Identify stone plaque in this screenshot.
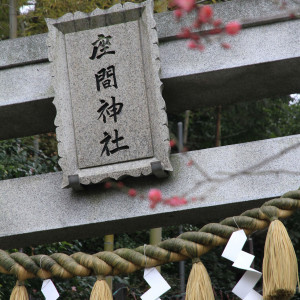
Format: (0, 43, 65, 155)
(47, 1, 172, 187)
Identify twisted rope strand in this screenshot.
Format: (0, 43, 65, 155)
(1, 189, 299, 280)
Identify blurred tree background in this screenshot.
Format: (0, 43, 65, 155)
(0, 0, 300, 299)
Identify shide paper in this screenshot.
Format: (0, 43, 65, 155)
(141, 267, 171, 300)
(41, 279, 59, 300)
(222, 230, 262, 300)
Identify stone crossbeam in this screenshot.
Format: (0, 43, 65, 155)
(1, 135, 299, 249)
(0, 0, 300, 139)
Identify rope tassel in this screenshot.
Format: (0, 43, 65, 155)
(263, 219, 299, 300)
(185, 258, 215, 300)
(90, 276, 113, 300)
(0, 189, 298, 294)
(10, 281, 29, 300)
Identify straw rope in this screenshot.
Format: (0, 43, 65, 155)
(0, 189, 299, 281)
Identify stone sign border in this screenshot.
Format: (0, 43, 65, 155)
(46, 0, 172, 188)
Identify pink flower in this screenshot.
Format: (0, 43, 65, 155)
(169, 139, 176, 147)
(148, 189, 162, 209)
(190, 33, 200, 41)
(164, 196, 187, 207)
(128, 188, 137, 197)
(213, 19, 222, 27)
(188, 40, 198, 49)
(198, 5, 213, 23)
(174, 9, 183, 19)
(225, 21, 241, 35)
(174, 0, 195, 12)
(149, 189, 162, 202)
(177, 28, 191, 39)
(71, 286, 77, 292)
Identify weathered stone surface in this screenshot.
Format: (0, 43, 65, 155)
(0, 34, 48, 69)
(0, 62, 52, 106)
(160, 18, 300, 111)
(65, 23, 153, 168)
(0, 0, 297, 69)
(47, 1, 172, 187)
(0, 135, 299, 249)
(155, 0, 300, 40)
(0, 62, 55, 139)
(0, 0, 300, 139)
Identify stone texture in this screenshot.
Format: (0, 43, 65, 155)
(159, 18, 300, 111)
(65, 23, 153, 168)
(0, 135, 299, 249)
(46, 0, 172, 187)
(0, 33, 48, 69)
(155, 0, 300, 40)
(0, 0, 297, 69)
(0, 0, 300, 138)
(0, 62, 55, 139)
(160, 20, 300, 79)
(0, 62, 52, 106)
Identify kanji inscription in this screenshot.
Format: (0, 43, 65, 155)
(47, 1, 172, 187)
(65, 23, 154, 168)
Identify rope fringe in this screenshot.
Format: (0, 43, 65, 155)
(186, 259, 215, 300)
(263, 220, 299, 300)
(10, 281, 29, 300)
(0, 189, 298, 283)
(90, 278, 113, 300)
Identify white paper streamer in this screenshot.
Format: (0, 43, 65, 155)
(232, 270, 262, 299)
(41, 279, 60, 300)
(222, 230, 262, 300)
(141, 267, 171, 300)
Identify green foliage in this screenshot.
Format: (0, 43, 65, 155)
(169, 96, 300, 151)
(0, 134, 60, 298)
(0, 0, 169, 40)
(0, 135, 59, 180)
(0, 0, 29, 40)
(18, 0, 168, 37)
(0, 0, 10, 39)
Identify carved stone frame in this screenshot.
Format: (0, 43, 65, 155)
(46, 0, 172, 188)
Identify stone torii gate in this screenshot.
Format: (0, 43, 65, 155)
(0, 0, 300, 253)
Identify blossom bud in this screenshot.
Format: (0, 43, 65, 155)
(198, 5, 213, 23)
(225, 21, 241, 35)
(174, 9, 183, 19)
